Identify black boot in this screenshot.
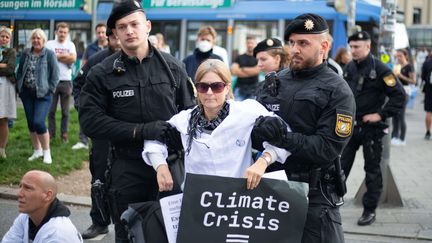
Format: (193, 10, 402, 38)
(357, 210, 376, 226)
(81, 224, 109, 239)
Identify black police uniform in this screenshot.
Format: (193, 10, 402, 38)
(341, 51, 405, 218)
(254, 13, 356, 243)
(422, 56, 432, 113)
(79, 45, 195, 241)
(73, 47, 117, 229)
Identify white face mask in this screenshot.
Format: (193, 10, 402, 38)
(196, 40, 212, 53)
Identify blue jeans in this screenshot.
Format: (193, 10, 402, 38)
(20, 87, 52, 134)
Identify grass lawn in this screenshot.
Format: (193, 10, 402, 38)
(0, 108, 89, 184)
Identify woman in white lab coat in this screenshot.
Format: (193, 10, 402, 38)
(142, 59, 290, 191)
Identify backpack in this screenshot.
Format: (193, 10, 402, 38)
(121, 201, 169, 243)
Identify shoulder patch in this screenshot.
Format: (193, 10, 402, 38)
(383, 74, 396, 87)
(335, 114, 353, 137)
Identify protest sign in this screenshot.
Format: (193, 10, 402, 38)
(177, 174, 308, 243)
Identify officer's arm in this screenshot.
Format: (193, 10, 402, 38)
(421, 61, 430, 81)
(283, 85, 356, 167)
(175, 65, 196, 110)
(378, 70, 406, 120)
(72, 63, 91, 110)
(79, 67, 140, 143)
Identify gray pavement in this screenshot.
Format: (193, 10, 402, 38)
(1, 93, 432, 242)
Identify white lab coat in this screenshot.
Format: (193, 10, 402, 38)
(142, 99, 290, 179)
(1, 213, 83, 243)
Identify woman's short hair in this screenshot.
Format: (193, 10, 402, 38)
(29, 28, 47, 44)
(0, 26, 12, 37)
(194, 59, 234, 100)
(268, 48, 289, 70)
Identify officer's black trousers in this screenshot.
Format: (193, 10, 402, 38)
(301, 184, 345, 243)
(89, 139, 111, 226)
(108, 157, 158, 243)
(341, 125, 384, 212)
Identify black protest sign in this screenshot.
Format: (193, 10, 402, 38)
(177, 174, 308, 243)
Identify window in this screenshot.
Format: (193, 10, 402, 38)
(186, 21, 227, 56)
(232, 21, 278, 61)
(413, 8, 421, 24)
(14, 21, 50, 52)
(151, 20, 181, 58)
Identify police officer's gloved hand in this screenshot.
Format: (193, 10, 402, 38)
(264, 71, 280, 97)
(164, 126, 183, 151)
(252, 116, 287, 147)
(141, 121, 172, 142)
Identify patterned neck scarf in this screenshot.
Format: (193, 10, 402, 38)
(186, 101, 230, 154)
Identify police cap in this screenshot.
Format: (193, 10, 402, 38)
(253, 38, 283, 57)
(347, 31, 371, 43)
(107, 0, 145, 29)
(284, 13, 329, 41)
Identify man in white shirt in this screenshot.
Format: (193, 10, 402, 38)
(213, 45, 229, 67)
(2, 170, 83, 243)
(46, 22, 77, 143)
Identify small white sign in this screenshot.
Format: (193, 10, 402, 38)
(160, 193, 184, 243)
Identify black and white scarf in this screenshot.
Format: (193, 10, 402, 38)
(186, 102, 230, 154)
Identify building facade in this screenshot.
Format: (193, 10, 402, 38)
(397, 0, 432, 49)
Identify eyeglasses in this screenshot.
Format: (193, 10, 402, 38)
(195, 82, 226, 93)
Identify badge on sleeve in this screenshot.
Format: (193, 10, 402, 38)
(335, 113, 353, 137)
(383, 74, 396, 87)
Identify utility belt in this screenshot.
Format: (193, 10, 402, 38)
(287, 168, 335, 187)
(288, 156, 347, 199)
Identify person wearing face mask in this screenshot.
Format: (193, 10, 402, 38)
(183, 26, 223, 81)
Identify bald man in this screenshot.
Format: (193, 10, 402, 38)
(2, 170, 83, 243)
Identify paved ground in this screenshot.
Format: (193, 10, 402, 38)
(1, 92, 432, 242)
(341, 92, 432, 242)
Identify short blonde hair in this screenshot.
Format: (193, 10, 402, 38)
(0, 26, 12, 37)
(29, 28, 47, 44)
(197, 26, 217, 39)
(194, 59, 234, 101)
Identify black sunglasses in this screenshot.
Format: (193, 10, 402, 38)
(195, 82, 226, 93)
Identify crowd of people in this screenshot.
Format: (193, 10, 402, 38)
(2, 0, 432, 242)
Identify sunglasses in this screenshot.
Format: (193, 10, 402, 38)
(195, 82, 226, 93)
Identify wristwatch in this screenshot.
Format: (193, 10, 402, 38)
(260, 153, 272, 166)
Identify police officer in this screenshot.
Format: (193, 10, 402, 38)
(253, 13, 356, 243)
(78, 1, 195, 242)
(73, 28, 121, 239)
(253, 37, 288, 75)
(341, 31, 405, 226)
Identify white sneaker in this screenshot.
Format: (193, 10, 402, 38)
(72, 142, 88, 150)
(391, 138, 400, 146)
(399, 140, 406, 146)
(43, 150, 52, 164)
(28, 150, 43, 161)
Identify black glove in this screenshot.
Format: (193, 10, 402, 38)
(264, 71, 280, 97)
(252, 116, 287, 147)
(141, 121, 172, 142)
(164, 126, 183, 152)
